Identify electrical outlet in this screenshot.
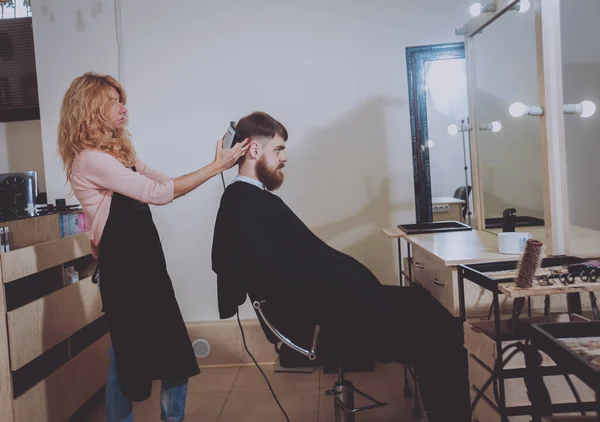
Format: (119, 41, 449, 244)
(433, 205, 450, 213)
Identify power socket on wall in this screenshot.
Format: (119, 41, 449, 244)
(432, 204, 450, 213)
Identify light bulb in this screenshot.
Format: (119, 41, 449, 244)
(447, 124, 459, 136)
(518, 0, 531, 13)
(470, 3, 483, 17)
(564, 101, 597, 118)
(509, 102, 527, 118)
(581, 100, 597, 118)
(479, 121, 503, 132)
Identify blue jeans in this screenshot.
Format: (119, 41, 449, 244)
(97, 270, 189, 421)
(105, 341, 189, 422)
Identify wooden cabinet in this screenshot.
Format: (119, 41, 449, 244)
(464, 319, 595, 419)
(0, 213, 108, 422)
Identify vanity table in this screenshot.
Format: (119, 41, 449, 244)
(382, 226, 519, 317)
(393, 1, 600, 419)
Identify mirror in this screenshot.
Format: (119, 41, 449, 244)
(560, 0, 600, 254)
(472, 1, 545, 232)
(425, 58, 472, 225)
(406, 43, 473, 226)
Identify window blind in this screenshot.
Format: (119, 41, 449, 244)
(0, 17, 40, 123)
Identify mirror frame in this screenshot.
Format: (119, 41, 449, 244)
(406, 42, 466, 224)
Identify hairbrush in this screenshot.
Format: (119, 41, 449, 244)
(515, 239, 545, 288)
(509, 239, 545, 331)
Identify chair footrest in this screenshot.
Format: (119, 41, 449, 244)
(325, 382, 388, 414)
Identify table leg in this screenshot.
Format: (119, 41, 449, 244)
(567, 292, 583, 316)
(590, 292, 599, 320)
(493, 292, 507, 421)
(458, 267, 466, 321)
(398, 238, 414, 399)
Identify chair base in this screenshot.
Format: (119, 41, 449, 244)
(325, 364, 388, 422)
(332, 380, 356, 422)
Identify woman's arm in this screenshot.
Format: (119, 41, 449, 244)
(136, 158, 172, 184)
(81, 151, 174, 205)
(80, 139, 249, 204)
(171, 138, 249, 200)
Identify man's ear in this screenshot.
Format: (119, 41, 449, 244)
(248, 140, 261, 159)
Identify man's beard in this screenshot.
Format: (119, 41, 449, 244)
(256, 157, 284, 191)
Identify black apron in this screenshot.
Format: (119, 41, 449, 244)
(96, 169, 200, 402)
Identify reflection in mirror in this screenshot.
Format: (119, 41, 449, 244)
(560, 0, 600, 253)
(473, 2, 545, 230)
(425, 58, 473, 225)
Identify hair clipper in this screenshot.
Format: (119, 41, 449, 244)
(222, 121, 241, 149)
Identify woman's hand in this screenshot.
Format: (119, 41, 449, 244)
(214, 138, 250, 171)
(172, 138, 250, 200)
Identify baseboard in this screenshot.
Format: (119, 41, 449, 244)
(186, 319, 279, 368)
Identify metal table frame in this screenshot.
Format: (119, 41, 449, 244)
(395, 237, 423, 418)
(528, 321, 600, 416)
(457, 257, 599, 421)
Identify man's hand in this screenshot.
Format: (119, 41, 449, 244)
(214, 138, 249, 171)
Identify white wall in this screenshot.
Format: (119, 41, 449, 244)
(0, 120, 46, 193)
(31, 0, 119, 205)
(32, 0, 474, 321)
(561, 0, 600, 231)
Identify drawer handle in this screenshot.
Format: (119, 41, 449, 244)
(433, 278, 446, 287)
(415, 262, 425, 269)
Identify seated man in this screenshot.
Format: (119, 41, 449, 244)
(211, 111, 469, 421)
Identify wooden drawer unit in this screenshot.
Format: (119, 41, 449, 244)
(7, 276, 103, 370)
(1, 234, 91, 284)
(410, 245, 508, 317)
(0, 215, 107, 422)
(411, 245, 457, 316)
(12, 334, 110, 422)
(465, 320, 596, 419)
(470, 386, 501, 422)
(410, 245, 429, 285)
(464, 320, 558, 371)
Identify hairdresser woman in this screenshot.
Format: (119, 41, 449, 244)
(58, 72, 248, 422)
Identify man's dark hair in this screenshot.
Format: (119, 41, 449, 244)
(234, 111, 288, 142)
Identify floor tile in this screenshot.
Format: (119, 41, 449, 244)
(133, 391, 228, 422)
(188, 367, 241, 393)
(218, 390, 318, 422)
(232, 364, 320, 395)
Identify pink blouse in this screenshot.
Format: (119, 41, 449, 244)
(70, 149, 174, 258)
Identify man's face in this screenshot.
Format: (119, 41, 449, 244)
(255, 135, 287, 191)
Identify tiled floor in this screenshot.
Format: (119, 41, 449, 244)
(81, 362, 418, 421)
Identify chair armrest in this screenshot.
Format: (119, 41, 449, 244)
(253, 300, 320, 361)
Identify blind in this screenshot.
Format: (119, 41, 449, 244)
(0, 17, 40, 123)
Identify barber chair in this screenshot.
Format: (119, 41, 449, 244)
(253, 300, 388, 422)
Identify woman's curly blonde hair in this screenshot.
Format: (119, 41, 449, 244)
(58, 72, 136, 181)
